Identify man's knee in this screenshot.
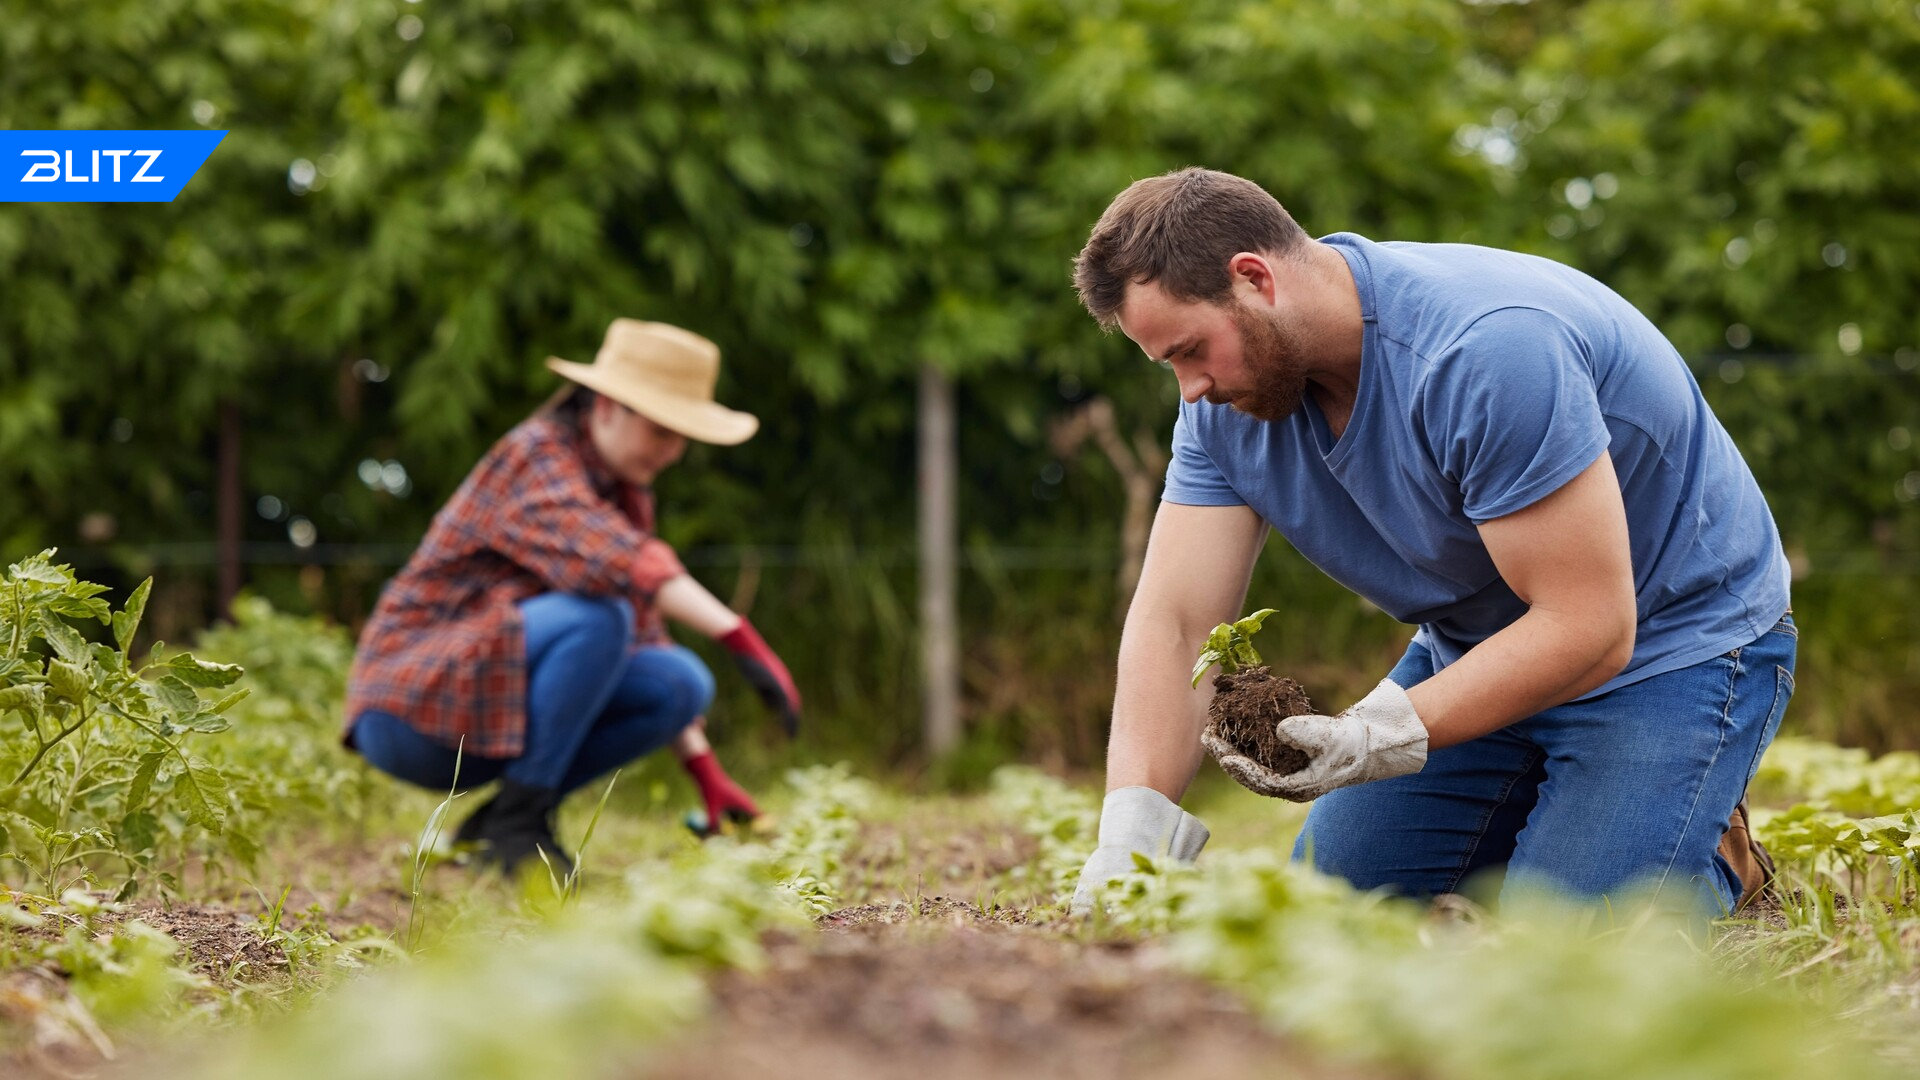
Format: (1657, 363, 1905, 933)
(1290, 773, 1527, 899)
(1292, 788, 1425, 894)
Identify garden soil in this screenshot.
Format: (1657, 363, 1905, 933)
(1205, 667, 1316, 776)
(643, 896, 1381, 1080)
(5, 805, 1390, 1080)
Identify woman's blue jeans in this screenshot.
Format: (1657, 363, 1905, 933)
(351, 593, 714, 794)
(1293, 615, 1797, 915)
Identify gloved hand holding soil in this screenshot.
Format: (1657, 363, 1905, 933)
(1199, 667, 1315, 780)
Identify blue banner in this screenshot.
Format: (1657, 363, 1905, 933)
(0, 130, 228, 203)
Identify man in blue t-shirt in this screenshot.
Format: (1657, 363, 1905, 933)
(1067, 168, 1793, 917)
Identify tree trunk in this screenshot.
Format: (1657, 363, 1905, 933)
(216, 399, 243, 620)
(918, 364, 961, 758)
(1047, 397, 1169, 622)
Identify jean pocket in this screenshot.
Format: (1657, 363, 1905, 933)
(1741, 665, 1796, 788)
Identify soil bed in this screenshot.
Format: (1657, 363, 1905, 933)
(1205, 667, 1315, 776)
(643, 898, 1382, 1080)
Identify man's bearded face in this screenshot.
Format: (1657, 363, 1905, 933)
(1219, 302, 1309, 423)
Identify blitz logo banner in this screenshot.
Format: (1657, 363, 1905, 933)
(0, 131, 228, 203)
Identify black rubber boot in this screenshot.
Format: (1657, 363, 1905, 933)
(452, 790, 499, 846)
(471, 779, 572, 877)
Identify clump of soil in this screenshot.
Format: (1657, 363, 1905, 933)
(1204, 667, 1314, 775)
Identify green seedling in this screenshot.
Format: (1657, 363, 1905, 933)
(1, 551, 252, 899)
(541, 768, 621, 905)
(404, 741, 463, 953)
(1190, 608, 1279, 687)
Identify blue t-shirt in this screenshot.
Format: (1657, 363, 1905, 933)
(1163, 233, 1790, 696)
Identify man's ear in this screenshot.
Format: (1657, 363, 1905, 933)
(1228, 251, 1278, 304)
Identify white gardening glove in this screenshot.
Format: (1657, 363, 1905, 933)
(1205, 678, 1428, 803)
(1068, 786, 1210, 914)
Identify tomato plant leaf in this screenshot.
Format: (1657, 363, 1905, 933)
(175, 759, 229, 833)
(127, 750, 166, 810)
(47, 659, 89, 705)
(206, 687, 251, 715)
(44, 594, 112, 624)
(34, 614, 90, 663)
(153, 674, 201, 719)
(7, 553, 70, 586)
(0, 683, 45, 718)
(161, 654, 244, 689)
(180, 712, 232, 734)
(117, 810, 158, 854)
(224, 826, 261, 867)
(113, 578, 153, 653)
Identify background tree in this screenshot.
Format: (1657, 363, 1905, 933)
(2, 0, 1915, 760)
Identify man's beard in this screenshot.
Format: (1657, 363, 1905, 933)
(1215, 304, 1309, 423)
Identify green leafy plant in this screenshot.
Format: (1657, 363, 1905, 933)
(989, 765, 1098, 910)
(187, 595, 389, 838)
(0, 551, 251, 899)
(1190, 609, 1280, 688)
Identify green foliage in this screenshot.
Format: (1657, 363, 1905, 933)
(0, 891, 211, 1048)
(190, 596, 352, 731)
(1500, 0, 1920, 750)
(1510, 0, 1920, 362)
(1752, 736, 1920, 818)
(1, 0, 1916, 756)
(1100, 850, 1893, 1079)
(763, 762, 878, 914)
(0, 553, 253, 898)
(1751, 736, 1920, 901)
(1190, 608, 1279, 687)
(988, 764, 1098, 905)
(186, 595, 388, 831)
(178, 918, 706, 1080)
(145, 760, 876, 1080)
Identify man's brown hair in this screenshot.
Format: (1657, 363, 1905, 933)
(1073, 167, 1310, 330)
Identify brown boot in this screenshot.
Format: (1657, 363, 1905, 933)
(1718, 798, 1775, 910)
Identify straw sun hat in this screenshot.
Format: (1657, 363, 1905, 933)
(545, 319, 759, 446)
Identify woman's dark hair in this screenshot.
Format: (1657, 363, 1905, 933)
(541, 384, 598, 422)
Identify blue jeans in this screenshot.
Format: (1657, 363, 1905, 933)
(1293, 614, 1796, 915)
(352, 593, 714, 794)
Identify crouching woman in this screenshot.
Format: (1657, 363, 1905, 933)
(343, 320, 802, 874)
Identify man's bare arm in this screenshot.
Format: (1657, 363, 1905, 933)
(1105, 502, 1269, 798)
(1404, 452, 1638, 749)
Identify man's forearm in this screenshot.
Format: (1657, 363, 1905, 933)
(1405, 602, 1634, 750)
(1104, 614, 1216, 799)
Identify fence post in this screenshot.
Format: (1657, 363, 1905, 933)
(919, 363, 961, 757)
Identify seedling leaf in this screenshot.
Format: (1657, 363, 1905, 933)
(153, 674, 201, 719)
(113, 578, 153, 652)
(1190, 608, 1280, 686)
(176, 758, 229, 832)
(161, 654, 244, 688)
(47, 659, 89, 705)
(127, 750, 166, 810)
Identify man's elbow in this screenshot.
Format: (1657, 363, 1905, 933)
(1596, 608, 1637, 682)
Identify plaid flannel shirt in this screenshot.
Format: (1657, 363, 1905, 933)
(343, 413, 685, 758)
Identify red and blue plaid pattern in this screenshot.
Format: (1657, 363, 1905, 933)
(343, 414, 685, 758)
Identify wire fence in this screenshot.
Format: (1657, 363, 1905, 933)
(49, 541, 1920, 576)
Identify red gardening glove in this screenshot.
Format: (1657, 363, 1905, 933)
(682, 751, 762, 836)
(719, 618, 801, 736)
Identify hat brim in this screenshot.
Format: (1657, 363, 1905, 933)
(546, 357, 759, 446)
